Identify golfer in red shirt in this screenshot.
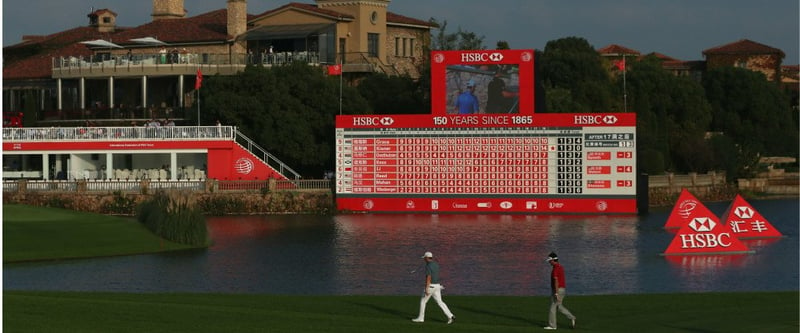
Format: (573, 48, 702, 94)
(545, 252, 576, 330)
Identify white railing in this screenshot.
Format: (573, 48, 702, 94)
(52, 51, 323, 70)
(3, 126, 300, 181)
(2, 179, 331, 193)
(234, 130, 300, 180)
(2, 125, 235, 142)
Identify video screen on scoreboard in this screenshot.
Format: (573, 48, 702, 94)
(446, 64, 520, 114)
(431, 50, 534, 116)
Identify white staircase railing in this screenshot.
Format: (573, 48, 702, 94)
(234, 129, 301, 180)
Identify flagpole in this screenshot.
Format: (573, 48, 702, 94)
(338, 60, 343, 115)
(622, 54, 627, 112)
(196, 67, 202, 126)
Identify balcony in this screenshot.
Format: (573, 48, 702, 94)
(52, 51, 323, 79)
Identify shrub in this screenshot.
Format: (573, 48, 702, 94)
(136, 190, 208, 246)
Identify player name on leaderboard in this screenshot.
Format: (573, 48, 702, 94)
(335, 114, 637, 214)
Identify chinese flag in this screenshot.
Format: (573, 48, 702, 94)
(614, 59, 626, 71)
(195, 68, 203, 89)
(327, 64, 342, 76)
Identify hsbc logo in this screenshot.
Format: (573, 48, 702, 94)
(460, 52, 503, 62)
(679, 233, 733, 249)
(573, 115, 618, 125)
(733, 206, 754, 219)
(688, 217, 715, 232)
(679, 217, 733, 249)
(352, 117, 394, 127)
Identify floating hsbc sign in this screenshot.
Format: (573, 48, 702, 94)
(719, 194, 783, 239)
(663, 209, 753, 255)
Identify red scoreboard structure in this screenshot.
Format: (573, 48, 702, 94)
(335, 50, 637, 214)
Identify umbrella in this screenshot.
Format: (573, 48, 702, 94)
(130, 37, 168, 46)
(79, 39, 123, 48)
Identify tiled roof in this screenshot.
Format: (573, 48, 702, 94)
(3, 26, 116, 79)
(648, 52, 679, 62)
(251, 2, 354, 22)
(3, 10, 235, 80)
(112, 9, 231, 44)
(387, 12, 437, 28)
(702, 39, 785, 57)
(597, 44, 641, 56)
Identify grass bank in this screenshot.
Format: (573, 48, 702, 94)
(3, 291, 797, 332)
(3, 204, 198, 263)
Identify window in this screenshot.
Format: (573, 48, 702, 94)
(409, 39, 415, 57)
(103, 17, 111, 24)
(395, 38, 401, 57)
(368, 33, 379, 57)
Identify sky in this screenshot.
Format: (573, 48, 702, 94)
(2, 0, 798, 63)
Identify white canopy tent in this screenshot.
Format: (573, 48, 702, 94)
(79, 39, 123, 48)
(129, 37, 168, 46)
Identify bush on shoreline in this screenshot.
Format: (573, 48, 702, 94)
(137, 190, 208, 246)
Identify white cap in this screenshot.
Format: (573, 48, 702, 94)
(422, 251, 433, 258)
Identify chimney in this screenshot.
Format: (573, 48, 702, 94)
(227, 0, 247, 54)
(88, 9, 118, 33)
(227, 0, 247, 38)
(152, 0, 186, 21)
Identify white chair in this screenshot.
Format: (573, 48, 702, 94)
(195, 169, 204, 179)
(159, 169, 168, 180)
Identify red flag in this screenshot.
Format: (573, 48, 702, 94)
(195, 68, 203, 90)
(614, 59, 626, 71)
(327, 64, 342, 76)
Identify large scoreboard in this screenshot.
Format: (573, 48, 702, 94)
(335, 113, 637, 213)
(334, 49, 637, 214)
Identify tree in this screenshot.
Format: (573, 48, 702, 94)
(357, 73, 427, 114)
(703, 67, 798, 157)
(201, 63, 370, 177)
(429, 18, 486, 50)
(538, 37, 615, 112)
(625, 55, 713, 174)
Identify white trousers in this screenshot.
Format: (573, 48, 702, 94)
(549, 287, 575, 328)
(415, 284, 454, 320)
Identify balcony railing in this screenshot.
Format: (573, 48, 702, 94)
(52, 52, 322, 72)
(2, 179, 331, 193)
(3, 125, 235, 142)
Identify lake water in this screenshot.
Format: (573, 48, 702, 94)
(4, 198, 798, 296)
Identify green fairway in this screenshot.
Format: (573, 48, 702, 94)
(3, 291, 797, 332)
(3, 204, 198, 262)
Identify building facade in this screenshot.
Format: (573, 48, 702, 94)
(2, 0, 435, 126)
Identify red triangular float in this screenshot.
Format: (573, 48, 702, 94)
(664, 189, 716, 230)
(719, 195, 783, 239)
(663, 211, 752, 255)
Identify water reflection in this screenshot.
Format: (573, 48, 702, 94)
(330, 214, 645, 295)
(3, 199, 798, 295)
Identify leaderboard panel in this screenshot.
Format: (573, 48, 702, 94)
(335, 113, 637, 214)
